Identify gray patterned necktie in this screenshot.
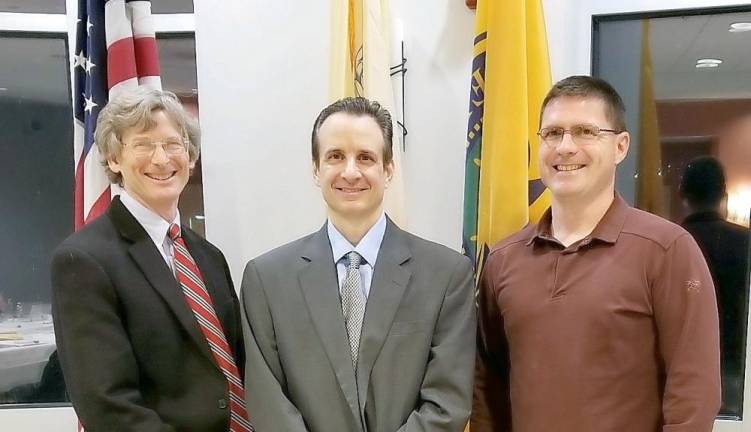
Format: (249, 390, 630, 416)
(340, 251, 366, 369)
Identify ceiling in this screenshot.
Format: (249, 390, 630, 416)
(648, 11, 751, 100)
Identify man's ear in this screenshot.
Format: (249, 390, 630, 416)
(107, 157, 121, 174)
(312, 161, 320, 186)
(384, 160, 395, 185)
(614, 131, 630, 165)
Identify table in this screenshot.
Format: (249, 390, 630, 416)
(0, 319, 57, 392)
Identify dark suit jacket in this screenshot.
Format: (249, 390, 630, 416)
(241, 219, 476, 432)
(51, 197, 244, 432)
(682, 211, 749, 358)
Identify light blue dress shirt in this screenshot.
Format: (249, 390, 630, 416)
(327, 213, 387, 299)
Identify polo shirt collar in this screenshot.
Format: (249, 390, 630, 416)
(526, 193, 629, 247)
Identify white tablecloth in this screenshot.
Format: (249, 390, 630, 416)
(0, 319, 57, 392)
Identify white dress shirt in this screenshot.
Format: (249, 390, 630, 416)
(119, 191, 181, 273)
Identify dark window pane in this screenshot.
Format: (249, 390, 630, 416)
(152, 0, 193, 14)
(0, 0, 64, 13)
(157, 33, 204, 237)
(0, 33, 72, 406)
(594, 8, 751, 420)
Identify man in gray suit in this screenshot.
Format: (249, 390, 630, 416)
(241, 97, 476, 432)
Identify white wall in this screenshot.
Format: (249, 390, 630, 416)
(397, 0, 475, 248)
(195, 0, 329, 282)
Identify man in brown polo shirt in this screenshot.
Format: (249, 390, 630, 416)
(471, 75, 721, 432)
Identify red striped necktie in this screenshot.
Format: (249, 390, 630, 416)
(169, 224, 253, 432)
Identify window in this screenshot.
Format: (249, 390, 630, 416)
(0, 32, 72, 405)
(0, 4, 198, 410)
(152, 0, 193, 14)
(0, 1, 65, 14)
(158, 33, 204, 236)
(594, 6, 751, 420)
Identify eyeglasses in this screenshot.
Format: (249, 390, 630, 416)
(124, 138, 188, 158)
(537, 124, 623, 146)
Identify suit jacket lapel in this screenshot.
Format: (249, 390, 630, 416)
(109, 197, 215, 363)
(356, 219, 412, 407)
(298, 225, 362, 427)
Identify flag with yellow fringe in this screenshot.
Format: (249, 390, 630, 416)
(330, 0, 407, 227)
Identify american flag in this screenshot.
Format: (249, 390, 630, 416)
(73, 0, 161, 230)
(72, 2, 160, 430)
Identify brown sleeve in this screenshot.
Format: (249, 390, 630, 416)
(652, 233, 721, 431)
(470, 256, 512, 432)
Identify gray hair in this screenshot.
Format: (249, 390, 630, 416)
(94, 87, 200, 185)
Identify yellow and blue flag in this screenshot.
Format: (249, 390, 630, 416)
(462, 0, 552, 270)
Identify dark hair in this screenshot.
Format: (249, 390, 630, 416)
(311, 97, 393, 166)
(540, 75, 626, 131)
(680, 156, 726, 208)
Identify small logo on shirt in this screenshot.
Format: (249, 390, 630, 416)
(685, 280, 702, 293)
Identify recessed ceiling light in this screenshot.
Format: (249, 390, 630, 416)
(729, 22, 751, 32)
(696, 58, 723, 65)
(695, 63, 719, 68)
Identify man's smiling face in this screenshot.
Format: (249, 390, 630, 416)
(313, 112, 393, 225)
(538, 96, 629, 205)
(108, 109, 194, 219)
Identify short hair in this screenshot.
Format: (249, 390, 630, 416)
(540, 75, 627, 132)
(94, 87, 200, 185)
(680, 156, 726, 208)
(311, 97, 393, 166)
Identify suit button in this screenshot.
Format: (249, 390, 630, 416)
(218, 398, 228, 409)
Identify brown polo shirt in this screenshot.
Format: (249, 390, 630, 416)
(471, 195, 721, 432)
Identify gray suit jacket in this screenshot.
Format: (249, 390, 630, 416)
(241, 219, 476, 432)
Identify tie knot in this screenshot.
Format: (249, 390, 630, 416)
(168, 223, 181, 241)
(346, 251, 362, 269)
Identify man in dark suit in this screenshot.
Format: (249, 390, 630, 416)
(51, 88, 251, 432)
(241, 97, 476, 432)
(680, 155, 750, 414)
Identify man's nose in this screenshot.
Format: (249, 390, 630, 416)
(341, 157, 362, 180)
(151, 144, 170, 164)
(556, 132, 578, 154)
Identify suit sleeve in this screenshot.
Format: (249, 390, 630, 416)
(218, 249, 246, 380)
(653, 233, 721, 430)
(51, 245, 175, 432)
(397, 256, 477, 432)
(241, 260, 310, 432)
(470, 254, 511, 432)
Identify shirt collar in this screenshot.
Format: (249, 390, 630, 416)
(527, 193, 629, 247)
(327, 213, 387, 266)
(119, 191, 181, 246)
(683, 210, 723, 224)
